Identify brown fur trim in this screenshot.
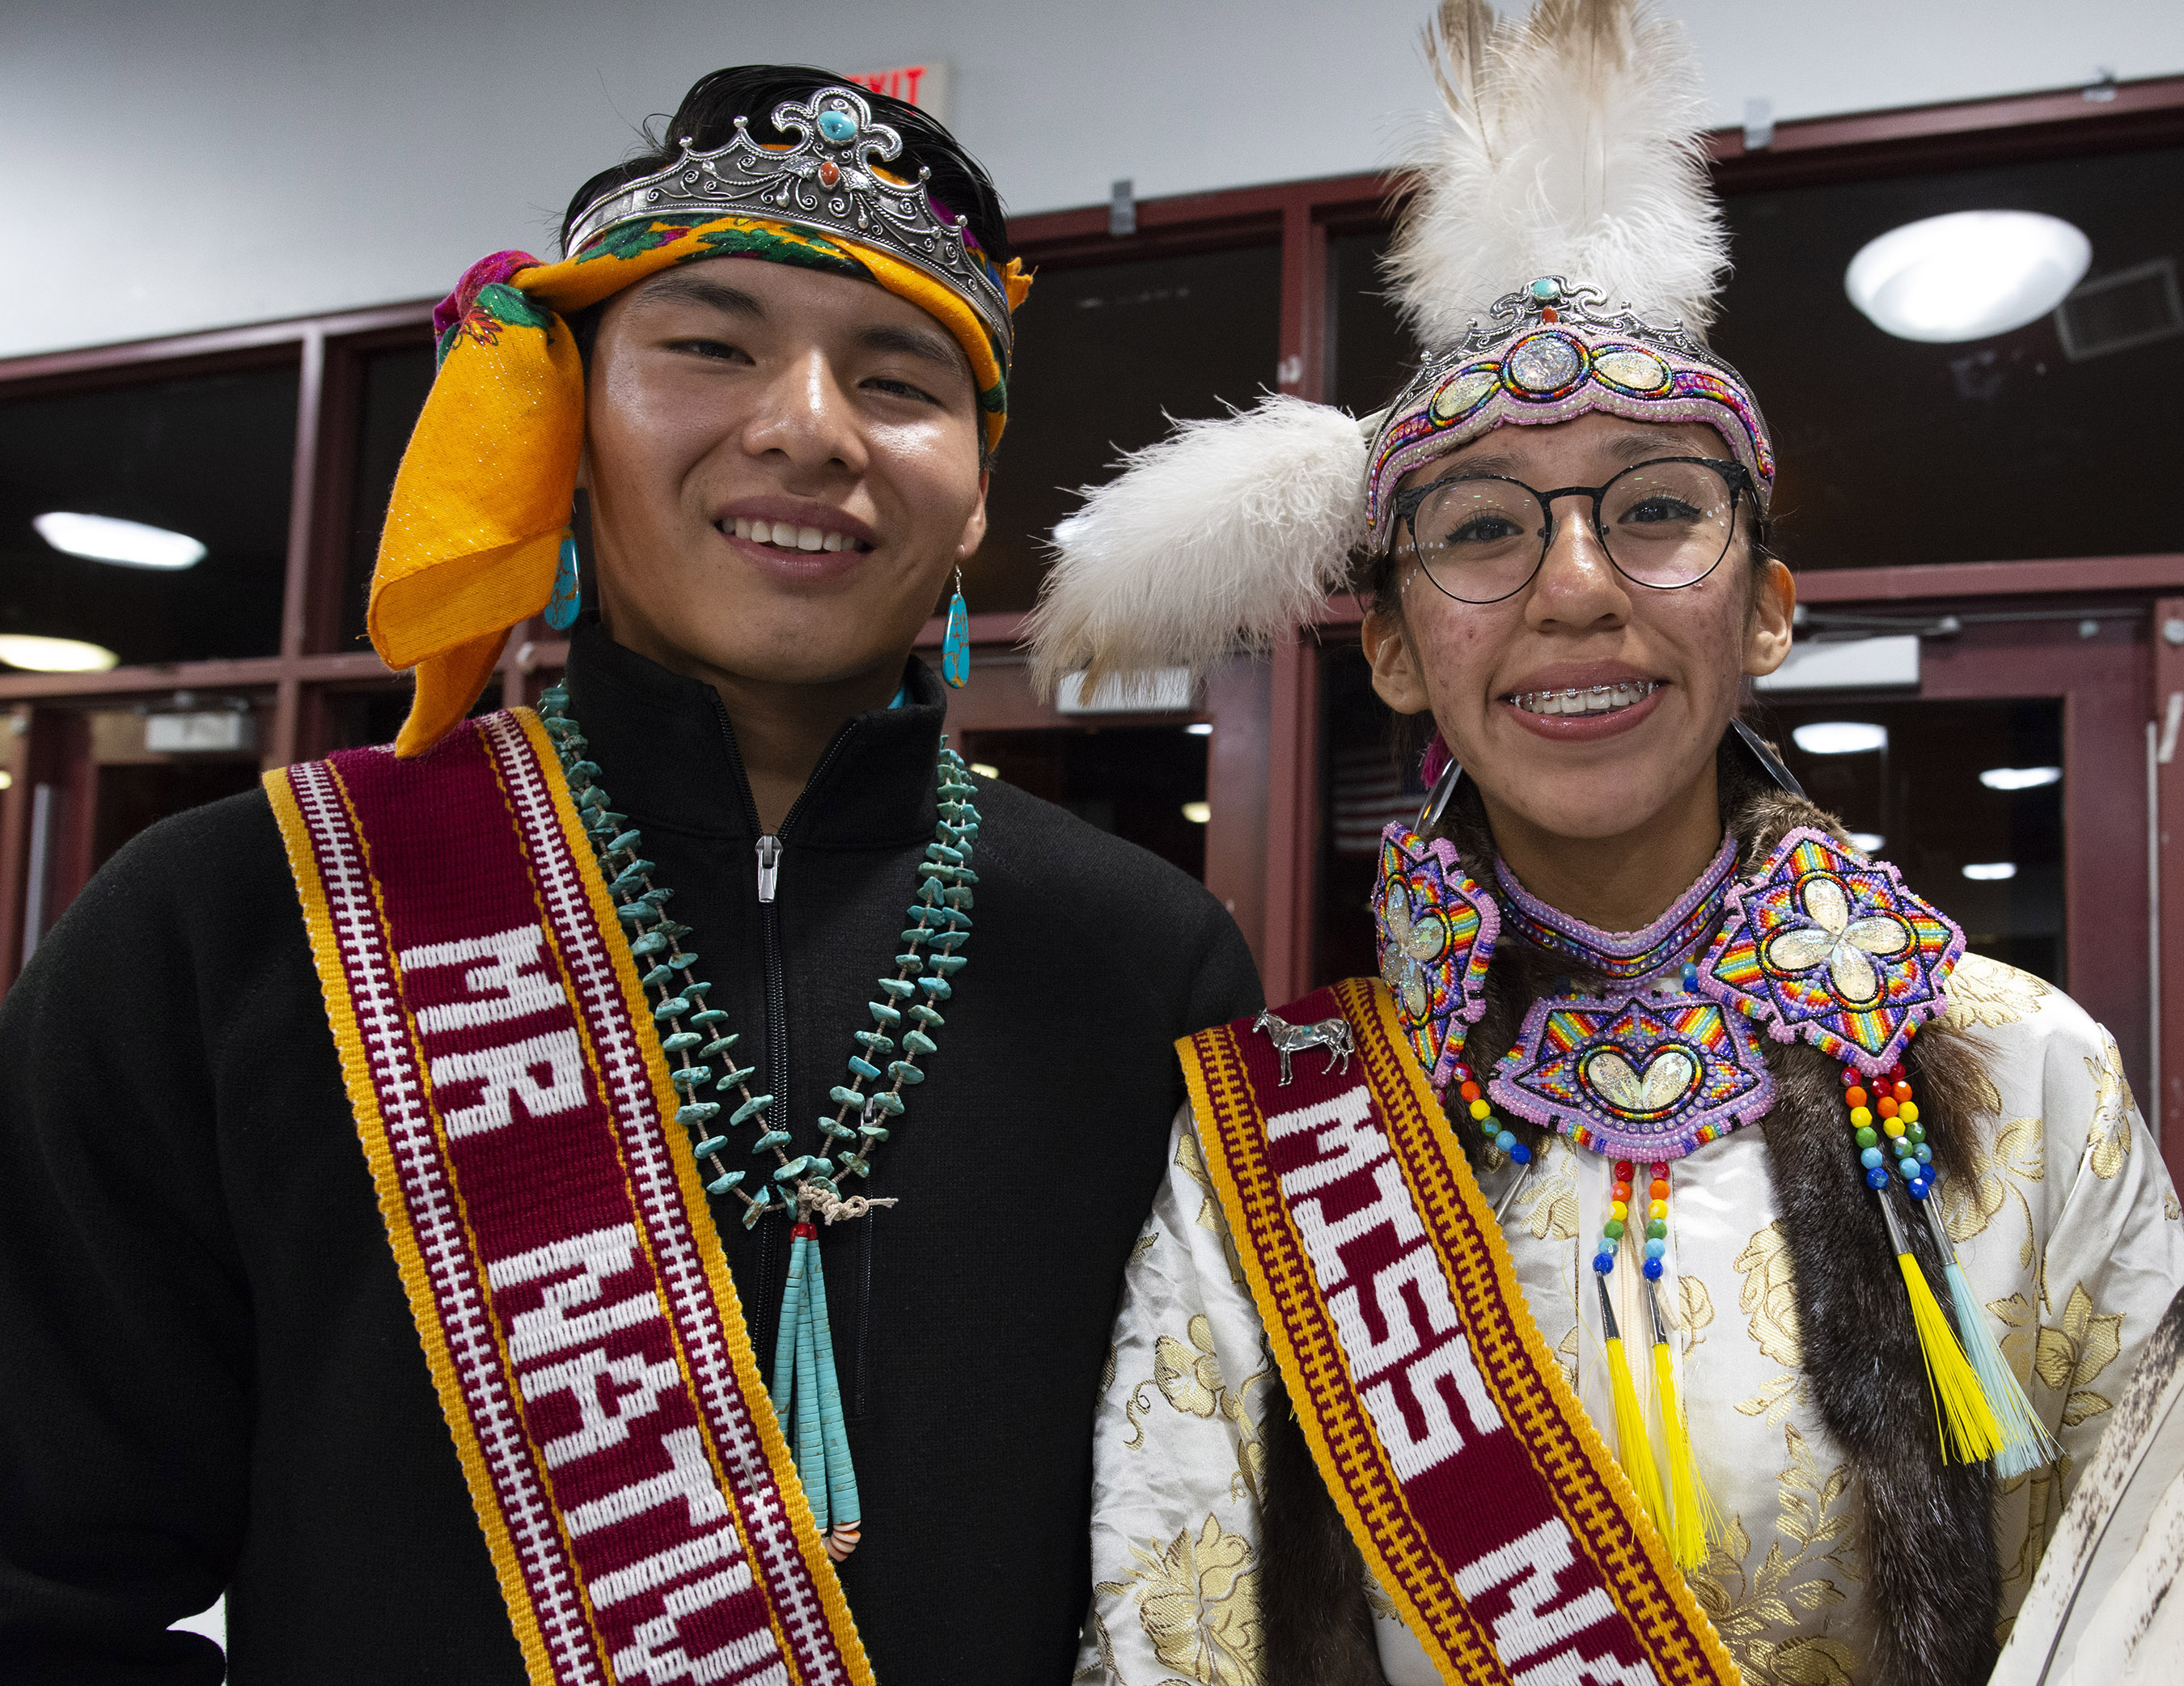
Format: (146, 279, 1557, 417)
(1265, 727, 2000, 1684)
(1260, 1387, 1387, 1684)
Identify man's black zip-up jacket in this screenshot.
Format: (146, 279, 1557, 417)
(0, 622, 1263, 1684)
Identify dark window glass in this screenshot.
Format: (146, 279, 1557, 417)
(342, 344, 438, 647)
(1756, 697, 2064, 986)
(1329, 230, 1419, 418)
(1714, 146, 2184, 569)
(956, 725, 1208, 881)
(1316, 643, 1420, 989)
(0, 363, 299, 668)
(971, 244, 1281, 614)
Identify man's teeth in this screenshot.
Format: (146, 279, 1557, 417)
(730, 517, 863, 553)
(1509, 681, 1659, 717)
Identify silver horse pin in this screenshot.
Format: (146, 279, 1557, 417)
(1253, 1009, 1356, 1087)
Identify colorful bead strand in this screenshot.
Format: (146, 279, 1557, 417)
(1453, 1061, 1534, 1171)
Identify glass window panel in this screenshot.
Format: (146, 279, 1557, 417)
(1714, 146, 2184, 569)
(1329, 230, 1420, 418)
(971, 244, 1281, 614)
(0, 363, 298, 669)
(1317, 642, 1420, 989)
(83, 701, 269, 875)
(1759, 697, 2064, 986)
(956, 725, 1208, 881)
(341, 343, 437, 648)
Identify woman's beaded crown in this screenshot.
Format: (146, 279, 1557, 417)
(564, 83, 1016, 354)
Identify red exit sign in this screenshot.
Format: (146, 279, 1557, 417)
(846, 62, 951, 123)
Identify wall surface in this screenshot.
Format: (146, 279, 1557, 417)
(4, 0, 2183, 358)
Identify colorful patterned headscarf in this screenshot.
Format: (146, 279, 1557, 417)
(371, 212, 1031, 757)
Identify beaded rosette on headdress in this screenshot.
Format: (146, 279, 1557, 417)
(1372, 826, 1499, 1091)
(1361, 276, 1774, 553)
(1699, 828, 1966, 1074)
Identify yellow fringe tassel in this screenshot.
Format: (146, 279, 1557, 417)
(1895, 1250, 2004, 1464)
(1652, 1338, 1725, 1570)
(1604, 1335, 1669, 1536)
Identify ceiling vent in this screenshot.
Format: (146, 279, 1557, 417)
(2055, 257, 2183, 361)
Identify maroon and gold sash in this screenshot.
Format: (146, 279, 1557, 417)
(1179, 978, 1741, 1684)
(266, 710, 870, 1686)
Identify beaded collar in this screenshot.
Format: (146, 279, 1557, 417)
(1493, 835, 1738, 984)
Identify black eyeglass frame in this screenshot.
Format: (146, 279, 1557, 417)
(1390, 454, 1759, 606)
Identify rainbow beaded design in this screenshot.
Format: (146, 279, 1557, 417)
(1595, 1158, 1676, 1281)
(1495, 836, 1737, 985)
(1489, 967, 1777, 1161)
(1700, 827, 1964, 1075)
(1843, 1061, 1932, 1200)
(1372, 824, 1500, 1092)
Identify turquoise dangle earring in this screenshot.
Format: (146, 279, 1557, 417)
(544, 527, 582, 631)
(941, 567, 970, 688)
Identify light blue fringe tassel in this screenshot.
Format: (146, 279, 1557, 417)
(1927, 1199, 2060, 1478)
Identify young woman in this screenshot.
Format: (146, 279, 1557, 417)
(0, 68, 1259, 1684)
(1033, 6, 2184, 1684)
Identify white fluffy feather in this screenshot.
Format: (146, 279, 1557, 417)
(1387, 0, 1728, 347)
(1026, 396, 1368, 697)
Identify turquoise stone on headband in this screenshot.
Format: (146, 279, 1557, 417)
(1530, 276, 1561, 301)
(817, 108, 857, 143)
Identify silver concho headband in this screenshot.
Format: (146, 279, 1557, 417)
(564, 83, 1015, 356)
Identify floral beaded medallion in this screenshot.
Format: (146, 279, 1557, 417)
(1489, 985, 1777, 1160)
(1371, 824, 1499, 1093)
(1700, 827, 1965, 1075)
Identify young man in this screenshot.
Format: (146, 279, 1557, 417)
(0, 68, 1259, 1684)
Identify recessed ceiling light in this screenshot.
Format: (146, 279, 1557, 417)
(969, 762, 1000, 779)
(0, 633, 120, 672)
(1845, 210, 2091, 343)
(1792, 722, 1888, 755)
(1182, 801, 1211, 824)
(1186, 722, 1213, 736)
(1979, 765, 2062, 791)
(33, 511, 206, 570)
(0, 769, 11, 790)
(1962, 862, 2018, 881)
(1848, 832, 1884, 852)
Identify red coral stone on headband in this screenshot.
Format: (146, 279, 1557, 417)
(818, 159, 840, 188)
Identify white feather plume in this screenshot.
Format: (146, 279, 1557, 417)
(1026, 396, 1368, 697)
(1387, 0, 1728, 347)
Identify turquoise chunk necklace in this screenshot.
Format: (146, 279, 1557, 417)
(536, 682, 980, 1560)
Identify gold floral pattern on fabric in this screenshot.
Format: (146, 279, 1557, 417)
(1145, 1316, 1272, 1501)
(1519, 1142, 1581, 1241)
(1178, 1128, 1249, 1286)
(1095, 1515, 1263, 1686)
(2025, 1281, 2125, 1429)
(1940, 1113, 2044, 1261)
(2085, 1034, 2132, 1179)
(1936, 951, 2051, 1032)
(1664, 1273, 1716, 1349)
(1736, 1222, 1805, 1366)
(1687, 1426, 1862, 1686)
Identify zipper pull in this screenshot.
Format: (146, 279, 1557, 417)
(756, 834, 782, 904)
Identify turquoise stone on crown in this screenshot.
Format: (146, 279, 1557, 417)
(817, 108, 858, 143)
(1530, 277, 1561, 302)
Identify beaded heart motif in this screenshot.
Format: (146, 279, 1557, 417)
(1699, 827, 1964, 1076)
(1371, 824, 1499, 1093)
(1489, 988, 1777, 1160)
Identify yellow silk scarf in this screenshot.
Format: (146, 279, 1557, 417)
(371, 213, 1031, 756)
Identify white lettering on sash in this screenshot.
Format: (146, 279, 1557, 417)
(588, 1528, 750, 1611)
(488, 1224, 661, 1364)
(520, 1345, 686, 1468)
(400, 924, 565, 1032)
(1291, 1160, 1425, 1288)
(1457, 1519, 1640, 1678)
(612, 1571, 782, 1685)
(563, 1425, 730, 1536)
(430, 1029, 589, 1138)
(1328, 1245, 1460, 1381)
(1361, 1333, 1500, 1481)
(1272, 1087, 1385, 1197)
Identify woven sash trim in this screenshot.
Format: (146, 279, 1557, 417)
(1179, 977, 1742, 1685)
(266, 709, 870, 1686)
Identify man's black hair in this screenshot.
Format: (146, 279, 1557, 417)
(561, 66, 1013, 265)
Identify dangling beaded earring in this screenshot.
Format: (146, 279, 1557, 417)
(941, 567, 971, 688)
(544, 527, 582, 631)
